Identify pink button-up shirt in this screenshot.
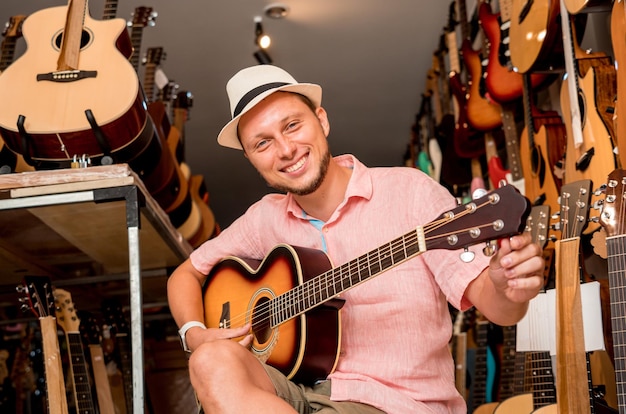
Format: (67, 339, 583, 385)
(191, 155, 490, 413)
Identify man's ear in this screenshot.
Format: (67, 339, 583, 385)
(316, 107, 331, 137)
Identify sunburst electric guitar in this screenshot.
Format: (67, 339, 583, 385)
(203, 185, 530, 384)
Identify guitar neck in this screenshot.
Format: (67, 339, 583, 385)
(499, 325, 518, 400)
(40, 316, 69, 414)
(471, 320, 492, 410)
(501, 105, 524, 182)
(271, 227, 425, 326)
(115, 332, 134, 414)
(528, 351, 557, 408)
(144, 63, 156, 103)
(607, 235, 626, 410)
(65, 332, 96, 414)
(130, 26, 145, 71)
(102, 0, 119, 20)
(0, 37, 17, 71)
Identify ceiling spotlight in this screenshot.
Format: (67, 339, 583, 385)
(254, 49, 273, 65)
(254, 16, 271, 49)
(264, 3, 289, 19)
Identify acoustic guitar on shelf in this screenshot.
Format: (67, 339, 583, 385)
(203, 185, 530, 384)
(0, 0, 152, 167)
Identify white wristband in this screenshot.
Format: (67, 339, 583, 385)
(178, 321, 206, 352)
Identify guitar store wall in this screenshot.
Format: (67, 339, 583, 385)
(408, 3, 622, 413)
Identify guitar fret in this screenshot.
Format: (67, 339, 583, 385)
(607, 234, 626, 408)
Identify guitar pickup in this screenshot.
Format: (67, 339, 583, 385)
(37, 70, 98, 82)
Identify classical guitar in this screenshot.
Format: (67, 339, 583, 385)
(203, 185, 530, 384)
(479, 0, 551, 104)
(509, 0, 565, 73)
(17, 276, 69, 414)
(54, 289, 97, 414)
(560, 11, 617, 236)
(0, 0, 152, 167)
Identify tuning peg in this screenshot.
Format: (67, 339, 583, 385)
(460, 247, 475, 263)
(482, 241, 497, 257)
(593, 199, 604, 210)
(594, 184, 607, 196)
(589, 216, 600, 223)
(15, 285, 26, 293)
(19, 304, 29, 313)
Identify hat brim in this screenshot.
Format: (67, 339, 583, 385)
(217, 83, 322, 150)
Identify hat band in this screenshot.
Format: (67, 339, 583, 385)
(233, 82, 290, 117)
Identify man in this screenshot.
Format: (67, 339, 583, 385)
(167, 65, 544, 413)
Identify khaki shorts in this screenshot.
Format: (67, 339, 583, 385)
(263, 364, 386, 414)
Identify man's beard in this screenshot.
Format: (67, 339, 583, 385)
(267, 150, 331, 196)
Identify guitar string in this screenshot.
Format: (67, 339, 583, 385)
(220, 197, 504, 334)
(223, 200, 492, 332)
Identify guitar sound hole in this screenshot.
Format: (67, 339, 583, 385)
(54, 30, 92, 50)
(252, 297, 272, 344)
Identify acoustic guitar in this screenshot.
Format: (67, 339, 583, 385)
(54, 289, 97, 414)
(203, 185, 530, 384)
(564, 0, 613, 14)
(17, 276, 69, 414)
(0, 14, 32, 174)
(611, 1, 626, 171)
(560, 12, 617, 236)
(0, 0, 152, 167)
(509, 0, 565, 73)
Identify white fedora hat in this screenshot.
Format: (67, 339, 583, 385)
(217, 65, 322, 150)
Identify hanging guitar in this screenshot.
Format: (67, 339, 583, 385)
(0, 0, 154, 168)
(611, 0, 626, 170)
(203, 185, 530, 384)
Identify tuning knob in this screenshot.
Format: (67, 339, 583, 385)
(460, 247, 475, 263)
(483, 241, 497, 257)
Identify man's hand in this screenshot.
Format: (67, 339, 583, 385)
(186, 323, 254, 353)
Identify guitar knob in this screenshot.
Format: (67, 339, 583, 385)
(460, 247, 475, 263)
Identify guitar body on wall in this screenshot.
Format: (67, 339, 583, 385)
(0, 1, 150, 166)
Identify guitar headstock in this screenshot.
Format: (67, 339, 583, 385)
(599, 169, 626, 237)
(556, 179, 592, 239)
(144, 46, 166, 67)
(424, 185, 530, 252)
(130, 6, 157, 28)
(16, 276, 54, 319)
(174, 90, 194, 110)
(2, 15, 26, 38)
(53, 288, 81, 333)
(526, 205, 550, 249)
(101, 298, 129, 336)
(78, 310, 101, 346)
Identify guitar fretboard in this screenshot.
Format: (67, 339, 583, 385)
(269, 228, 423, 327)
(102, 0, 119, 20)
(67, 333, 96, 414)
(527, 351, 557, 408)
(607, 235, 626, 411)
(0, 37, 17, 71)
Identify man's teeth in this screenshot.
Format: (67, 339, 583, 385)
(285, 156, 306, 173)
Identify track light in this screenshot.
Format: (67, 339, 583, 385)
(254, 48, 273, 65)
(254, 16, 271, 49)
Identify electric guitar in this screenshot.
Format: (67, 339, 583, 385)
(203, 185, 531, 384)
(0, 0, 151, 167)
(54, 289, 97, 414)
(17, 276, 69, 414)
(479, 0, 551, 104)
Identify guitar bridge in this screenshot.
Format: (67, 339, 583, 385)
(219, 302, 230, 329)
(37, 70, 98, 82)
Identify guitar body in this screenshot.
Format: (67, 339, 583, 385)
(474, 402, 499, 414)
(0, 5, 148, 163)
(611, 0, 626, 170)
(560, 67, 617, 234)
(564, 0, 613, 14)
(493, 393, 533, 413)
(519, 121, 562, 211)
(203, 244, 342, 384)
(449, 72, 487, 159)
(461, 39, 502, 131)
(509, 0, 563, 73)
(479, 2, 550, 104)
(532, 404, 558, 414)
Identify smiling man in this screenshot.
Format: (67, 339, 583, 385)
(166, 65, 544, 414)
